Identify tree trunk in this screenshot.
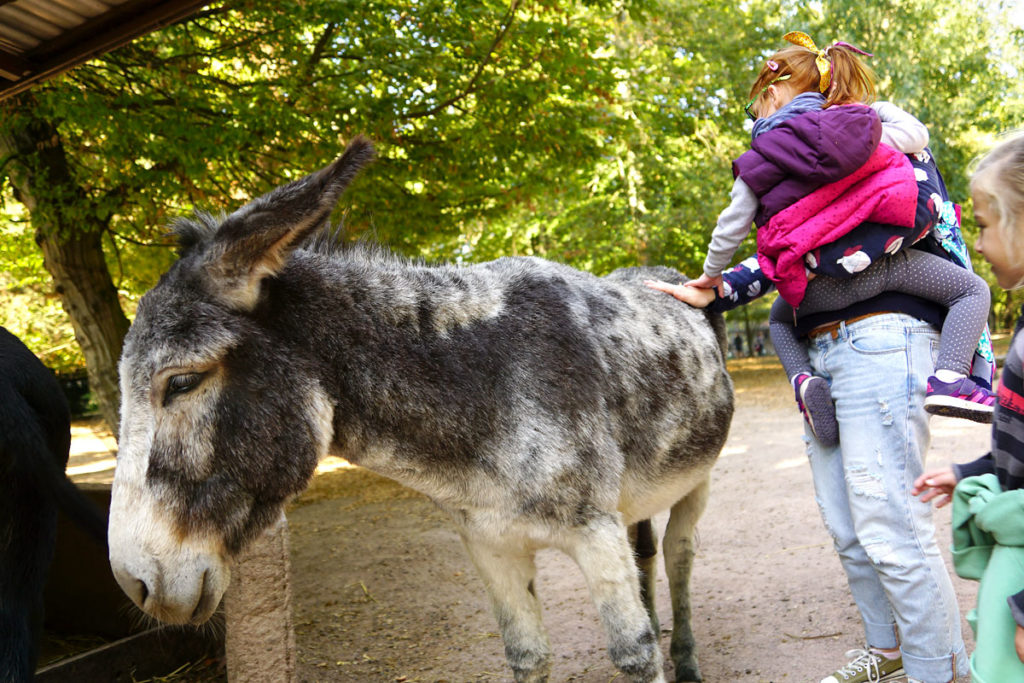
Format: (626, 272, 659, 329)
(36, 230, 130, 439)
(1, 98, 129, 438)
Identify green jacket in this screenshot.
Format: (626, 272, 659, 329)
(953, 473, 1024, 629)
(952, 474, 1024, 579)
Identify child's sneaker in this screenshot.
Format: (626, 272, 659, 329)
(795, 373, 839, 447)
(820, 648, 905, 683)
(924, 375, 996, 423)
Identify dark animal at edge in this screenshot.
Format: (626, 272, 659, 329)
(0, 327, 108, 681)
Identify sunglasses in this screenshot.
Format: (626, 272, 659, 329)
(744, 73, 791, 121)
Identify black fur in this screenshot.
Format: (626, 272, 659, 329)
(0, 327, 107, 681)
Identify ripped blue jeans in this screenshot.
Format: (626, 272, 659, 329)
(806, 313, 968, 683)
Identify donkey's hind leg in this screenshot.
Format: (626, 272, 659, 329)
(663, 477, 711, 682)
(628, 519, 660, 635)
(564, 514, 665, 683)
(460, 535, 551, 683)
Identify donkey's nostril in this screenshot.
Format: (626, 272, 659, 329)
(137, 578, 150, 606)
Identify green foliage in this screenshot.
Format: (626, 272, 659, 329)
(0, 205, 83, 371)
(3, 0, 1024, 370)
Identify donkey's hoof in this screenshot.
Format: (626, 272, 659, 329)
(510, 652, 551, 683)
(674, 658, 702, 682)
(610, 630, 664, 682)
(512, 669, 549, 683)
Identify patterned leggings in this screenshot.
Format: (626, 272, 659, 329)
(769, 249, 990, 380)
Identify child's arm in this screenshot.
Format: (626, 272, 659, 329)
(872, 101, 929, 154)
(644, 177, 757, 307)
(645, 256, 774, 311)
(702, 177, 758, 279)
(912, 451, 997, 508)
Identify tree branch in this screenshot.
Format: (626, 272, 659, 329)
(402, 0, 522, 120)
(302, 22, 338, 82)
(106, 227, 175, 248)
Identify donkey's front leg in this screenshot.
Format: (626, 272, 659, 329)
(460, 535, 551, 682)
(663, 479, 711, 682)
(564, 514, 665, 683)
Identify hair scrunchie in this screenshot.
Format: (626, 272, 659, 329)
(783, 31, 831, 93)
(783, 31, 873, 93)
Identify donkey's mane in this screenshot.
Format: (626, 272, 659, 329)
(169, 211, 222, 256)
(301, 223, 405, 265)
(170, 211, 416, 269)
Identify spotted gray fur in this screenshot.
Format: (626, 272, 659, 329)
(109, 136, 734, 683)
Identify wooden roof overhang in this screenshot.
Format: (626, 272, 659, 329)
(0, 0, 212, 101)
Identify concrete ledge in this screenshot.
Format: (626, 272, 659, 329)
(224, 512, 296, 683)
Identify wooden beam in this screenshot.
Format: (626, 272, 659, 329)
(0, 46, 31, 80)
(0, 0, 213, 101)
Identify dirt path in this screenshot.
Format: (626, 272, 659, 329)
(67, 358, 986, 682)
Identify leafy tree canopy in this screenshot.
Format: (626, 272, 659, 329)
(3, 0, 1023, 378)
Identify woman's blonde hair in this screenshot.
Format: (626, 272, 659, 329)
(747, 42, 876, 119)
(971, 131, 1024, 268)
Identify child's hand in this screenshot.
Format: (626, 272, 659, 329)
(911, 467, 957, 508)
(644, 280, 716, 308)
(1017, 625, 1024, 663)
(684, 273, 726, 297)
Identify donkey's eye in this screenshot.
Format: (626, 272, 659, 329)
(164, 372, 204, 403)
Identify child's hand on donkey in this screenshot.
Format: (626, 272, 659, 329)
(645, 273, 722, 308)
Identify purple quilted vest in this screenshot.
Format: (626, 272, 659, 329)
(732, 104, 882, 227)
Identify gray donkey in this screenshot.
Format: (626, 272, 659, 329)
(108, 136, 734, 683)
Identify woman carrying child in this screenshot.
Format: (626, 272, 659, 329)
(650, 33, 973, 682)
(914, 132, 1024, 683)
(649, 31, 995, 448)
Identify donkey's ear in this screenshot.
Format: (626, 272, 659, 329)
(203, 136, 376, 310)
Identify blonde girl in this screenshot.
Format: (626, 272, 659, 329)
(915, 132, 1024, 683)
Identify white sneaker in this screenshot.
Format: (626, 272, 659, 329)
(820, 648, 905, 683)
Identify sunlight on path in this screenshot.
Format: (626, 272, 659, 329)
(66, 419, 117, 484)
(66, 424, 362, 485)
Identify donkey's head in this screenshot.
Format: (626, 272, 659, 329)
(109, 137, 375, 624)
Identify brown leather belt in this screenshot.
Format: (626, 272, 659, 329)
(808, 311, 897, 340)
